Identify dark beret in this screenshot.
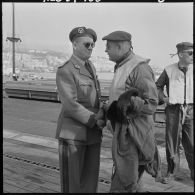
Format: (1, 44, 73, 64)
(176, 42, 193, 52)
(69, 26, 97, 42)
(102, 31, 131, 41)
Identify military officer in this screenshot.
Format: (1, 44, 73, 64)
(56, 26, 105, 193)
(156, 42, 194, 183)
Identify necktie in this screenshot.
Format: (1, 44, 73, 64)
(85, 62, 94, 78)
(85, 62, 100, 107)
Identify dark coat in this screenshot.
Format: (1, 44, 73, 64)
(107, 88, 162, 188)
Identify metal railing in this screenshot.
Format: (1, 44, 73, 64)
(4, 80, 166, 124)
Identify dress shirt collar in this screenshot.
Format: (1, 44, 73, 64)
(72, 54, 86, 66)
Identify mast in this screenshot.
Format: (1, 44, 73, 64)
(12, 2, 16, 80)
(6, 3, 22, 81)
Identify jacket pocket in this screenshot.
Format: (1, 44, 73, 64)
(77, 80, 92, 98)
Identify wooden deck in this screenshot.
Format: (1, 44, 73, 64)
(3, 97, 194, 193)
(3, 129, 194, 193)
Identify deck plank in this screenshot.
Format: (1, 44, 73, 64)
(4, 157, 60, 193)
(3, 131, 194, 193)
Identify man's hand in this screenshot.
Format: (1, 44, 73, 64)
(94, 108, 106, 130)
(96, 119, 106, 130)
(95, 108, 105, 120)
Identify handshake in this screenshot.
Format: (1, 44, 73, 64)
(94, 104, 107, 130)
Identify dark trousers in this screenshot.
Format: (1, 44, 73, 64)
(58, 139, 101, 193)
(165, 104, 194, 175)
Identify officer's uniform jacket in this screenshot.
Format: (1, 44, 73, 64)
(156, 63, 193, 105)
(56, 55, 102, 144)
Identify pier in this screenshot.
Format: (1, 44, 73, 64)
(3, 80, 194, 192)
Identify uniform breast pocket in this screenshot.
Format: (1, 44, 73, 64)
(77, 80, 92, 98)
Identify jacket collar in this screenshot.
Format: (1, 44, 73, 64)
(178, 62, 190, 73)
(70, 54, 93, 79)
(114, 51, 135, 72)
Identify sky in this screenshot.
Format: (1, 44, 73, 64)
(2, 2, 193, 68)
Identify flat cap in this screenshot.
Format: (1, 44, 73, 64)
(102, 31, 131, 41)
(69, 26, 97, 42)
(176, 42, 193, 52)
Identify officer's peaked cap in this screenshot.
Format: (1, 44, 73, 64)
(102, 31, 131, 41)
(69, 26, 97, 42)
